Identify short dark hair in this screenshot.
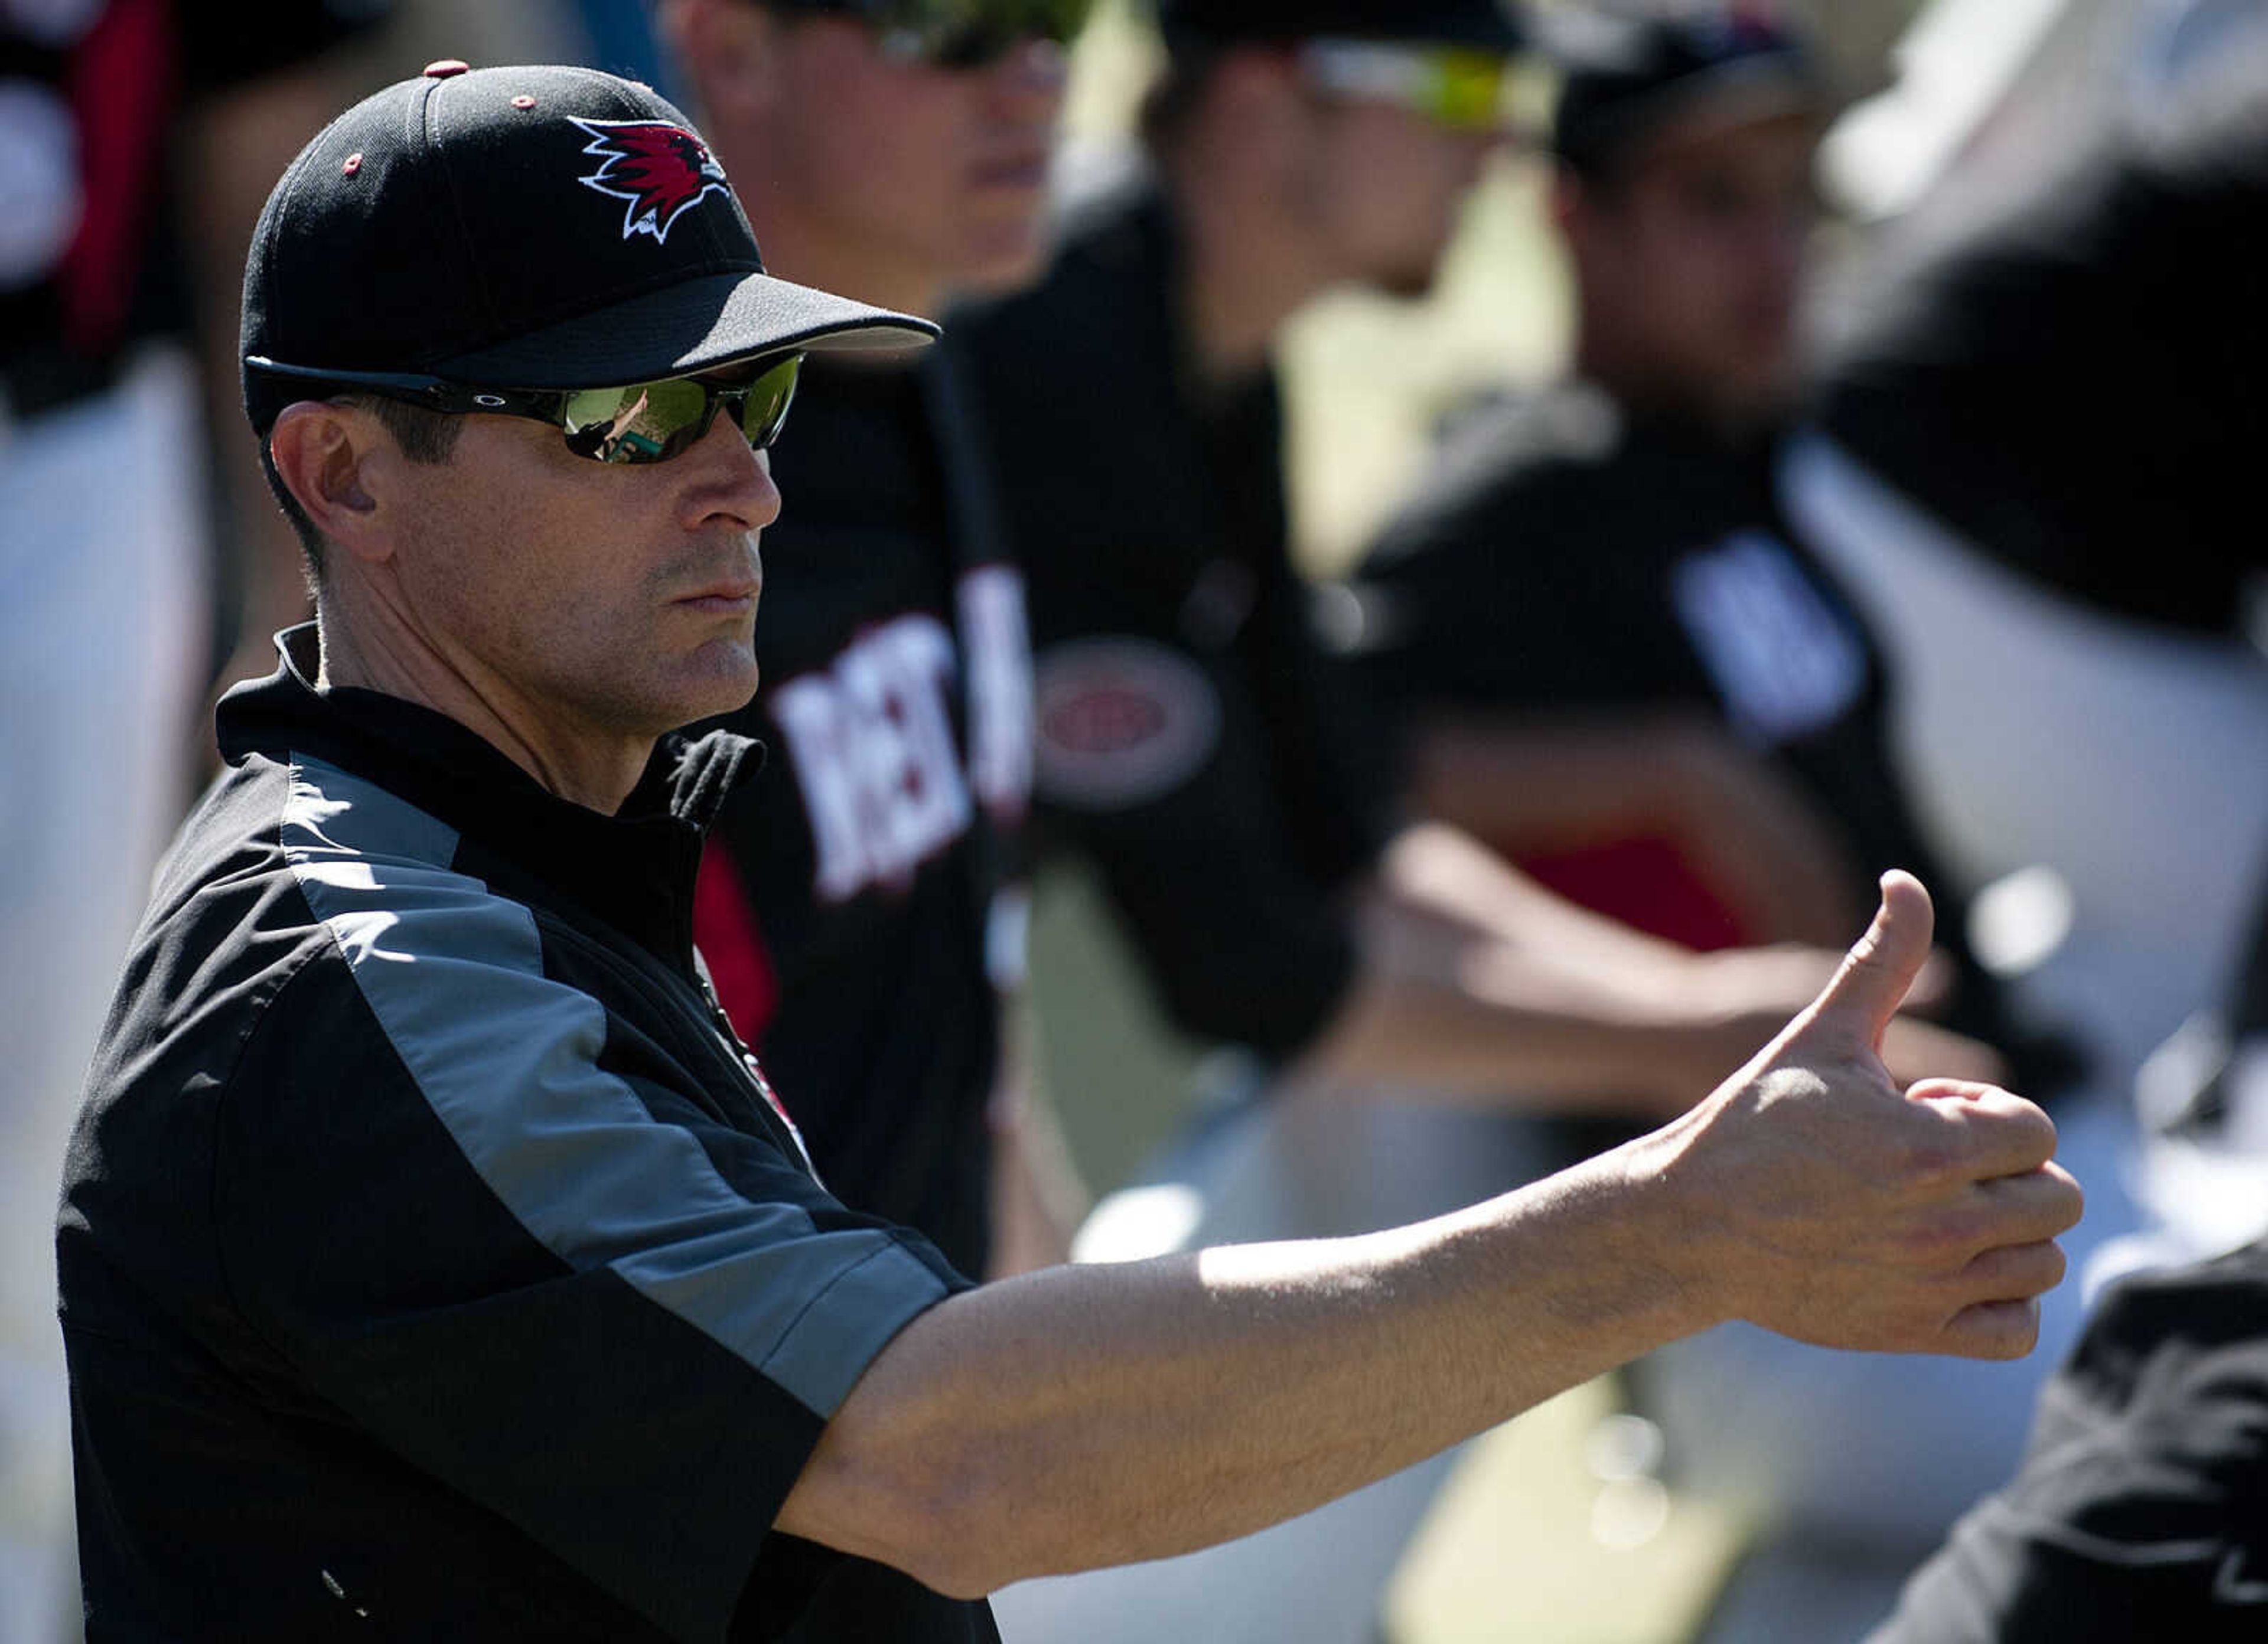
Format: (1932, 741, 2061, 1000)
(259, 396, 462, 586)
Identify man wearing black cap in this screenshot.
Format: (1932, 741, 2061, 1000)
(57, 60, 2084, 1643)
(957, 0, 1996, 1125)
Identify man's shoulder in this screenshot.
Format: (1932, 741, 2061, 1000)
(81, 752, 517, 1114)
(2000, 1241, 2268, 1561)
(2062, 1242, 2268, 1445)
(1360, 386, 1628, 582)
(1873, 1241, 2268, 1644)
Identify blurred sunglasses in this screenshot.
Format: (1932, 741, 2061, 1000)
(1299, 40, 1513, 133)
(245, 354, 804, 466)
(787, 0, 1094, 68)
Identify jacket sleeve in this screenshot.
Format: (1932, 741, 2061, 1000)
(212, 877, 963, 1642)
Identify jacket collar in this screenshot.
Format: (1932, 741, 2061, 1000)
(218, 626, 762, 973)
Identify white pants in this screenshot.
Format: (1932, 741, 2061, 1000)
(0, 349, 208, 1644)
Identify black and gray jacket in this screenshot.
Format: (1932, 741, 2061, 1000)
(57, 627, 995, 1642)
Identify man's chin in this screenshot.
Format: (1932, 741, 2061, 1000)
(672, 642, 762, 724)
(951, 228, 1050, 300)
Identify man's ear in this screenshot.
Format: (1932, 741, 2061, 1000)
(661, 0, 780, 126)
(267, 400, 391, 566)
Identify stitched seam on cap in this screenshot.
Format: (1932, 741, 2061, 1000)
(258, 135, 325, 366)
(423, 76, 508, 356)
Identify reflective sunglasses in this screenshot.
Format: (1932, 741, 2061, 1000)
(1299, 40, 1513, 134)
(245, 354, 803, 465)
(787, 0, 1094, 68)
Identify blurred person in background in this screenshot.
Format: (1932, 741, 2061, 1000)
(956, 0, 1997, 1145)
(1798, 19, 2268, 1260)
(1344, 8, 2076, 1147)
(0, 1, 389, 1635)
(659, 0, 1089, 1277)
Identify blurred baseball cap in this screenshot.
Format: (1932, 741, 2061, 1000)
(1547, 6, 1824, 175)
(241, 62, 936, 436)
(1155, 0, 1523, 53)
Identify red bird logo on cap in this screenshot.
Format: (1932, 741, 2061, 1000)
(570, 118, 730, 244)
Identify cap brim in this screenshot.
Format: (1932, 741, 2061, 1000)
(431, 268, 937, 389)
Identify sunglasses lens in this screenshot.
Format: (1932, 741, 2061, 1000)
(1429, 51, 1507, 132)
(561, 377, 711, 463)
(735, 355, 802, 451)
(556, 358, 801, 464)
(883, 0, 1091, 65)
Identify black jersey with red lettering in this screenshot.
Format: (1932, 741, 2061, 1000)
(696, 347, 1031, 1277)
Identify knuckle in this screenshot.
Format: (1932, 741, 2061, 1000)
(1896, 1212, 1980, 1267)
(2041, 1240, 2070, 1290)
(1888, 1133, 1966, 1189)
(1966, 1238, 2065, 1296)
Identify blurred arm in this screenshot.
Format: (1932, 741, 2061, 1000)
(1300, 823, 1998, 1114)
(1408, 711, 1865, 947)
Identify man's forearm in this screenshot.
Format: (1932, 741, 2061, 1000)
(1382, 819, 1698, 976)
(780, 1132, 1709, 1597)
(779, 875, 2080, 1598)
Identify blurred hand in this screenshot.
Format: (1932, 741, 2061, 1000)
(1656, 872, 2081, 1359)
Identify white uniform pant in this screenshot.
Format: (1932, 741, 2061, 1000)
(0, 349, 208, 1643)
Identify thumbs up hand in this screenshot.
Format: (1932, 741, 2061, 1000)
(1653, 871, 2083, 1360)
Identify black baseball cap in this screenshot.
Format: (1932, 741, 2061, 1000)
(1547, 8, 1823, 176)
(242, 61, 937, 436)
(1155, 0, 1523, 53)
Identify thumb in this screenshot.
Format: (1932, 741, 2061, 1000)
(1797, 870, 1936, 1053)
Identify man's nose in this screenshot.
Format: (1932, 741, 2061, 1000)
(679, 410, 783, 533)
